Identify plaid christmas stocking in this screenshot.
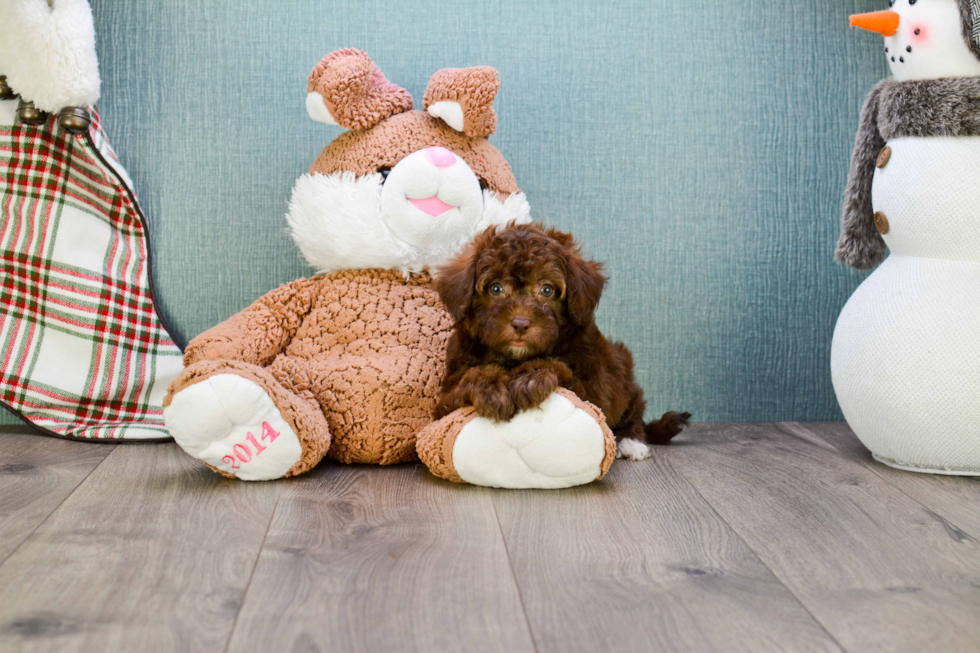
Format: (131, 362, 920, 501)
(0, 101, 183, 441)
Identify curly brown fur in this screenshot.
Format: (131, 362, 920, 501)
(423, 66, 500, 138)
(309, 111, 519, 195)
(837, 76, 980, 269)
(434, 223, 691, 446)
(307, 49, 414, 131)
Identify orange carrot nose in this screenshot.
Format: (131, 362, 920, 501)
(850, 10, 900, 37)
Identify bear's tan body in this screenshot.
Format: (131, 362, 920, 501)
(168, 270, 452, 467)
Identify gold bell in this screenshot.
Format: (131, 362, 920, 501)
(0, 76, 16, 101)
(16, 99, 49, 126)
(57, 107, 91, 135)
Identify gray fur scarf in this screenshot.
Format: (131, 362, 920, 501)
(837, 77, 980, 269)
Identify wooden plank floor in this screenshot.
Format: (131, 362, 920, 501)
(0, 422, 978, 653)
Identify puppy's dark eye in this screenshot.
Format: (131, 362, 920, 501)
(489, 283, 504, 296)
(539, 284, 555, 298)
(379, 168, 392, 182)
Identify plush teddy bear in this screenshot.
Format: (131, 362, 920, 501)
(163, 50, 616, 487)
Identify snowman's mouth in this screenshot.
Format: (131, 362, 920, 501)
(885, 43, 912, 65)
(409, 196, 455, 217)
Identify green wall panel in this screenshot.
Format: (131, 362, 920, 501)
(2, 0, 890, 425)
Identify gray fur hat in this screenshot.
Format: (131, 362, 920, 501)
(961, 0, 980, 59)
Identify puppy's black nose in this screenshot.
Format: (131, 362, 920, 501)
(511, 316, 531, 335)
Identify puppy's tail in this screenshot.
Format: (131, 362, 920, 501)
(644, 411, 692, 445)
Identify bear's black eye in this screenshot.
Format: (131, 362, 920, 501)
(379, 168, 391, 182)
(489, 283, 504, 296)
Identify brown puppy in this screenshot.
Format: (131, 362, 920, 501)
(434, 223, 690, 457)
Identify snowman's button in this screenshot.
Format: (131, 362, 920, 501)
(876, 145, 891, 168)
(874, 211, 890, 235)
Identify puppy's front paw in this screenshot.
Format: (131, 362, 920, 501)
(617, 438, 651, 461)
(508, 368, 559, 412)
(471, 385, 517, 422)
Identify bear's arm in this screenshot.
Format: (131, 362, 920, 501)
(183, 277, 321, 367)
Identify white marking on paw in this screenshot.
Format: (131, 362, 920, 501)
(617, 438, 651, 461)
(164, 375, 302, 481)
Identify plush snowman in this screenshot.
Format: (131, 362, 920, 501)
(833, 0, 980, 474)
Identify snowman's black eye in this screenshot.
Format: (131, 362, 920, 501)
(909, 0, 917, 5)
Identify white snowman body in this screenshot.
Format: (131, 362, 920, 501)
(833, 0, 980, 474)
(831, 136, 980, 473)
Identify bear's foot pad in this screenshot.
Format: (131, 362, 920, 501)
(453, 393, 609, 489)
(164, 374, 302, 481)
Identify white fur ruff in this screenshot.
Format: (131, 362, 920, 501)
(0, 0, 101, 111)
(286, 171, 531, 275)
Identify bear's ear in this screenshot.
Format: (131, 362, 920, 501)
(306, 49, 414, 131)
(423, 67, 499, 138)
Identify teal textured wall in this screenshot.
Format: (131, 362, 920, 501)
(74, 0, 886, 422)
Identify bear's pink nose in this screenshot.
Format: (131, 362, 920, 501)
(425, 146, 456, 169)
